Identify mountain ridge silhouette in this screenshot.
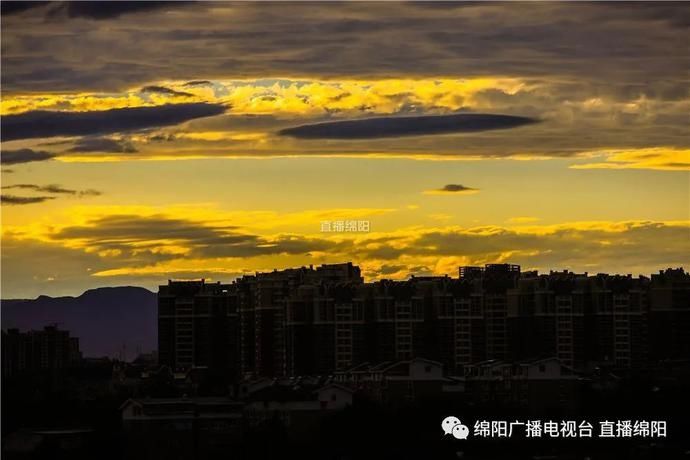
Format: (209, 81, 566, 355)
(1, 286, 157, 359)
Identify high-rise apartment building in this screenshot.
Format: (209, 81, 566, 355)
(158, 279, 239, 378)
(507, 270, 649, 371)
(2, 326, 81, 378)
(232, 263, 363, 378)
(158, 264, 689, 380)
(649, 267, 690, 361)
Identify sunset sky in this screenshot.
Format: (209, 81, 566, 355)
(1, 2, 688, 298)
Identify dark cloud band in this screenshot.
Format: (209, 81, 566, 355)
(52, 214, 335, 259)
(183, 80, 213, 87)
(1, 103, 226, 141)
(2, 184, 101, 196)
(140, 85, 193, 98)
(426, 184, 479, 194)
(1, 194, 55, 205)
(60, 1, 184, 20)
(278, 114, 538, 139)
(0, 149, 55, 165)
(0, 2, 49, 16)
(441, 184, 475, 192)
(68, 137, 137, 153)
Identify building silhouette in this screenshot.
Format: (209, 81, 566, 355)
(2, 325, 81, 378)
(157, 264, 690, 379)
(648, 267, 690, 361)
(506, 270, 650, 371)
(158, 279, 239, 380)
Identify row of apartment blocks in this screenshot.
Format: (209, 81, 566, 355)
(158, 263, 690, 379)
(2, 326, 82, 378)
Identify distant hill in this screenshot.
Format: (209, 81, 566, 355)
(1, 286, 157, 359)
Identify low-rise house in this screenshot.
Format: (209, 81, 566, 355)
(120, 397, 244, 458)
(334, 357, 458, 403)
(463, 357, 583, 413)
(244, 382, 353, 442)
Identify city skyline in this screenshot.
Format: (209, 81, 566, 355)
(5, 260, 687, 361)
(155, 262, 689, 379)
(2, 2, 689, 298)
(2, 260, 688, 299)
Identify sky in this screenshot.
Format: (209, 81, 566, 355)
(1, 1, 689, 298)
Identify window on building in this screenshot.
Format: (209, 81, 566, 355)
(352, 303, 363, 321)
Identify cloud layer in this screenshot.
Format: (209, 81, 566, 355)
(1, 149, 55, 165)
(279, 114, 538, 139)
(1, 1, 183, 20)
(68, 137, 137, 153)
(2, 3, 686, 165)
(1, 194, 55, 205)
(3, 207, 688, 296)
(1, 183, 102, 205)
(2, 183, 101, 196)
(2, 3, 688, 92)
(424, 184, 479, 195)
(1, 3, 687, 298)
(1, 103, 226, 141)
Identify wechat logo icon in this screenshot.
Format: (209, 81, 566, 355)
(442, 416, 470, 440)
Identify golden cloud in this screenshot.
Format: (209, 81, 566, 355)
(1, 77, 527, 116)
(570, 147, 690, 171)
